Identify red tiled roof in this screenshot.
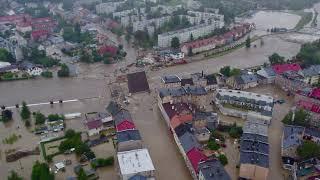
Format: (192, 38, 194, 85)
(272, 63, 301, 74)
(310, 88, 320, 100)
(186, 147, 207, 173)
(31, 30, 49, 40)
(0, 14, 31, 23)
(17, 21, 31, 27)
(116, 120, 136, 132)
(297, 100, 320, 114)
(162, 102, 193, 119)
(32, 17, 52, 24)
(86, 119, 103, 130)
(98, 45, 118, 56)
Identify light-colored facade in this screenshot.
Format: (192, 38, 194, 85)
(96, 2, 125, 14)
(117, 148, 156, 180)
(158, 22, 223, 48)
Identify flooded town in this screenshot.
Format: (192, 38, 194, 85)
(1, 0, 320, 180)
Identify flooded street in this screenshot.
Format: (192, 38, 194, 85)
(0, 8, 307, 180)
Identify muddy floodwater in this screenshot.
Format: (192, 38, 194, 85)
(244, 11, 301, 31)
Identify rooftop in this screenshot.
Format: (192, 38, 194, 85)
(116, 120, 136, 132)
(127, 71, 150, 94)
(179, 131, 201, 153)
(114, 109, 133, 125)
(161, 75, 181, 84)
(272, 63, 301, 75)
(198, 159, 231, 180)
(106, 101, 122, 116)
(181, 78, 194, 86)
(301, 65, 320, 77)
(242, 120, 268, 137)
(240, 151, 269, 168)
(239, 164, 269, 180)
(216, 89, 274, 104)
(187, 147, 208, 173)
(116, 129, 142, 143)
(86, 119, 103, 130)
(117, 148, 155, 175)
(305, 128, 320, 138)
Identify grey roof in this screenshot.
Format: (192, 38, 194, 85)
(206, 74, 218, 85)
(198, 159, 231, 180)
(106, 101, 122, 116)
(194, 111, 219, 130)
(161, 75, 180, 84)
(264, 67, 276, 77)
(181, 78, 194, 86)
(184, 86, 207, 95)
(301, 65, 320, 77)
(0, 65, 18, 73)
(241, 133, 268, 144)
(240, 151, 269, 168)
(116, 129, 142, 143)
(304, 128, 320, 138)
(174, 123, 193, 137)
(240, 74, 258, 84)
(114, 109, 133, 125)
(240, 140, 269, 155)
(128, 175, 147, 180)
(159, 87, 186, 98)
(243, 121, 268, 137)
(282, 125, 304, 149)
(178, 131, 201, 153)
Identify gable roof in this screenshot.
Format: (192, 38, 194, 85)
(116, 120, 136, 132)
(179, 131, 201, 153)
(272, 63, 301, 74)
(310, 88, 320, 100)
(181, 78, 194, 86)
(198, 159, 231, 180)
(127, 71, 150, 94)
(161, 75, 181, 84)
(117, 129, 142, 143)
(162, 102, 193, 119)
(282, 125, 304, 149)
(187, 147, 207, 173)
(114, 109, 133, 125)
(106, 101, 122, 116)
(86, 119, 103, 130)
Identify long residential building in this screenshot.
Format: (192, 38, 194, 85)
(95, 1, 125, 14)
(214, 89, 274, 122)
(158, 22, 224, 48)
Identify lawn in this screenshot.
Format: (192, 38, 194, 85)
(40, 137, 66, 161)
(294, 11, 313, 30)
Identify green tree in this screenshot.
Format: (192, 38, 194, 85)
(190, 33, 194, 41)
(77, 168, 88, 180)
(282, 110, 309, 126)
(220, 66, 231, 77)
(58, 64, 70, 77)
(171, 37, 180, 49)
(48, 114, 64, 121)
(268, 53, 285, 65)
(0, 48, 14, 63)
(34, 112, 46, 125)
(20, 101, 31, 120)
(31, 161, 54, 180)
(297, 140, 320, 159)
(41, 71, 53, 78)
(229, 123, 243, 138)
(1, 110, 13, 122)
(218, 154, 228, 166)
(245, 36, 251, 48)
(208, 140, 220, 150)
(7, 170, 22, 180)
(65, 129, 76, 138)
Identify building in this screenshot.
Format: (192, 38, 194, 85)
(226, 74, 258, 90)
(31, 30, 49, 41)
(117, 148, 155, 180)
(26, 66, 43, 76)
(214, 89, 274, 122)
(116, 129, 143, 152)
(193, 111, 219, 131)
(158, 22, 224, 48)
(127, 71, 150, 94)
(296, 100, 320, 127)
(161, 75, 181, 88)
(198, 159, 231, 180)
(114, 109, 135, 132)
(85, 119, 103, 137)
(256, 67, 276, 84)
(0, 65, 19, 74)
(299, 65, 320, 85)
(161, 102, 193, 129)
(95, 2, 125, 14)
(0, 37, 23, 60)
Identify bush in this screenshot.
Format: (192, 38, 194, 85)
(229, 123, 243, 138)
(41, 71, 53, 78)
(1, 110, 13, 122)
(218, 154, 228, 166)
(57, 64, 70, 77)
(34, 112, 46, 125)
(20, 101, 31, 120)
(65, 129, 76, 138)
(48, 114, 64, 122)
(208, 140, 220, 150)
(91, 157, 114, 169)
(31, 161, 54, 180)
(297, 140, 320, 159)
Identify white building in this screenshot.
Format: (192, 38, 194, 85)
(117, 148, 156, 180)
(157, 22, 223, 48)
(27, 67, 43, 76)
(96, 1, 125, 15)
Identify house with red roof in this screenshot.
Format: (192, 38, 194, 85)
(98, 45, 118, 56)
(85, 119, 103, 137)
(296, 94, 320, 127)
(16, 21, 32, 33)
(31, 30, 49, 41)
(186, 147, 207, 174)
(272, 63, 302, 75)
(31, 18, 57, 32)
(161, 102, 193, 129)
(0, 14, 31, 25)
(116, 120, 136, 132)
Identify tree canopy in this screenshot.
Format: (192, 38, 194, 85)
(268, 53, 285, 65)
(245, 36, 251, 48)
(171, 37, 180, 49)
(282, 110, 309, 126)
(21, 101, 31, 120)
(297, 40, 320, 66)
(219, 66, 241, 77)
(58, 64, 70, 77)
(0, 48, 14, 63)
(297, 140, 320, 159)
(1, 110, 13, 123)
(31, 161, 54, 180)
(34, 112, 46, 125)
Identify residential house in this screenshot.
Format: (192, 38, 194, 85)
(282, 125, 304, 159)
(181, 78, 194, 87)
(161, 102, 193, 129)
(161, 75, 181, 88)
(0, 65, 19, 74)
(127, 71, 150, 94)
(299, 65, 320, 85)
(16, 21, 32, 33)
(304, 128, 320, 144)
(227, 74, 258, 90)
(256, 67, 276, 84)
(114, 110, 135, 132)
(193, 111, 219, 131)
(27, 66, 43, 76)
(95, 112, 113, 127)
(117, 148, 155, 180)
(205, 74, 218, 91)
(187, 147, 208, 176)
(296, 100, 320, 128)
(215, 89, 274, 122)
(31, 30, 49, 41)
(106, 101, 123, 116)
(85, 119, 103, 137)
(198, 159, 231, 180)
(116, 129, 143, 152)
